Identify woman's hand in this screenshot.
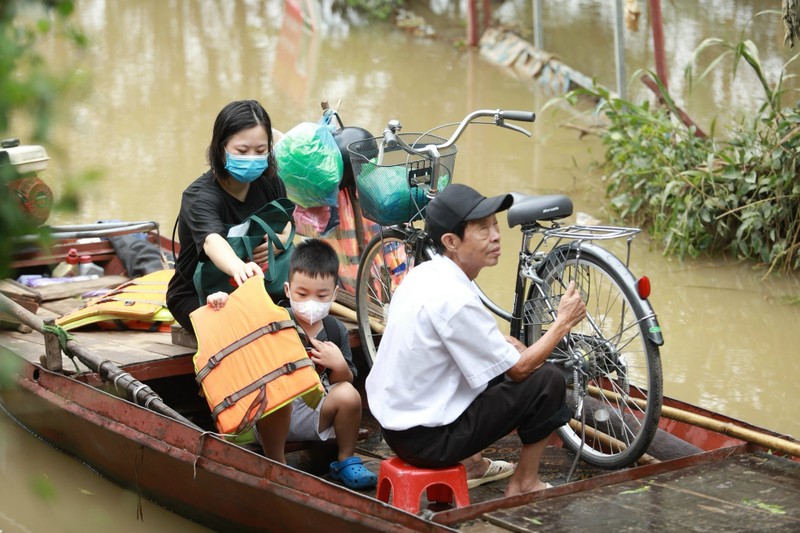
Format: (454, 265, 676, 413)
(231, 261, 264, 287)
(203, 234, 264, 287)
(252, 221, 293, 266)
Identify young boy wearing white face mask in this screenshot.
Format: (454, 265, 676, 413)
(283, 238, 376, 489)
(205, 238, 376, 489)
(207, 239, 378, 490)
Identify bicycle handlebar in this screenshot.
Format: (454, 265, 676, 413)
(382, 108, 536, 155)
(498, 110, 536, 122)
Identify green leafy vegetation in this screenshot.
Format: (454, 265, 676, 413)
(0, 348, 22, 387)
(563, 14, 800, 275)
(0, 0, 88, 142)
(1, 0, 90, 278)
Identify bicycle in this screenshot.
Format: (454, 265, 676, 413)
(347, 109, 664, 469)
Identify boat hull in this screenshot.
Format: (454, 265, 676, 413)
(0, 355, 447, 533)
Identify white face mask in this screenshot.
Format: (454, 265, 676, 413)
(289, 296, 333, 325)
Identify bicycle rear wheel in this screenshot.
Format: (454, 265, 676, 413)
(531, 246, 662, 469)
(355, 228, 419, 367)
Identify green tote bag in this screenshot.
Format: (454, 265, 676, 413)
(193, 198, 296, 304)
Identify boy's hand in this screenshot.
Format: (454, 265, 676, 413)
(307, 336, 350, 379)
(206, 291, 229, 310)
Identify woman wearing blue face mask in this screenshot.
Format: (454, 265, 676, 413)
(167, 100, 292, 334)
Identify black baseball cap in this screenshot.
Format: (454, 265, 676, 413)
(425, 184, 513, 244)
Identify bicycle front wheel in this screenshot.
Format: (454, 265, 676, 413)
(355, 228, 419, 367)
(532, 246, 662, 469)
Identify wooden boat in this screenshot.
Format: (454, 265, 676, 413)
(1, 223, 799, 532)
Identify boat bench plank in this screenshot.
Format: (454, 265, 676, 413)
(0, 330, 47, 364)
(480, 452, 800, 532)
(0, 279, 41, 313)
(69, 330, 194, 364)
(0, 328, 193, 368)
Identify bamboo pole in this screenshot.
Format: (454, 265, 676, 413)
(467, 0, 479, 47)
(0, 292, 199, 428)
(332, 298, 385, 334)
(331, 301, 353, 320)
(587, 385, 800, 457)
(568, 419, 659, 465)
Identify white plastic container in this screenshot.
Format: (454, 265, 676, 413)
(78, 255, 104, 277)
(52, 248, 79, 278)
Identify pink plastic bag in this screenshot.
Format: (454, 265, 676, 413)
(293, 205, 332, 234)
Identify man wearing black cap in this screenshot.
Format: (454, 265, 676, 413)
(366, 184, 586, 495)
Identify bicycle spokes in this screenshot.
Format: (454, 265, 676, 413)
(356, 231, 418, 366)
(533, 247, 662, 469)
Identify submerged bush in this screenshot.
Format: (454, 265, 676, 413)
(567, 15, 800, 274)
(596, 89, 800, 273)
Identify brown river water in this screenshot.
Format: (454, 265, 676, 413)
(1, 1, 798, 530)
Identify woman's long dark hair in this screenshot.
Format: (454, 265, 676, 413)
(207, 100, 278, 183)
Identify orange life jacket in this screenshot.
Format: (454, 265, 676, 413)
(190, 276, 322, 435)
(56, 269, 174, 332)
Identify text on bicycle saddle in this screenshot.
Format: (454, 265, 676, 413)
(507, 194, 573, 227)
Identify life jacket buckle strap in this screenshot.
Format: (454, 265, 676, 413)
(197, 320, 296, 382)
(209, 357, 313, 423)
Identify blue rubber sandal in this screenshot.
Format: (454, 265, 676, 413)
(329, 456, 377, 490)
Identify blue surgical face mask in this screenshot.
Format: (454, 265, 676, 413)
(224, 151, 269, 183)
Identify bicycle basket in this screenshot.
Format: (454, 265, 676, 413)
(347, 133, 457, 226)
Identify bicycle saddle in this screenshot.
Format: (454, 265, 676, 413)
(507, 193, 573, 227)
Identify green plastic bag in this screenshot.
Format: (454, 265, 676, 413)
(193, 198, 296, 304)
(274, 118, 343, 208)
(356, 162, 450, 226)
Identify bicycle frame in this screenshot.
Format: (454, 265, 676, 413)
(504, 224, 663, 347)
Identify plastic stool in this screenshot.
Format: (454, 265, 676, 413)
(376, 456, 470, 513)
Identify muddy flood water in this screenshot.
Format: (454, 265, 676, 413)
(2, 1, 798, 531)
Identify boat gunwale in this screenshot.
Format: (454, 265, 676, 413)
(3, 355, 454, 533)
